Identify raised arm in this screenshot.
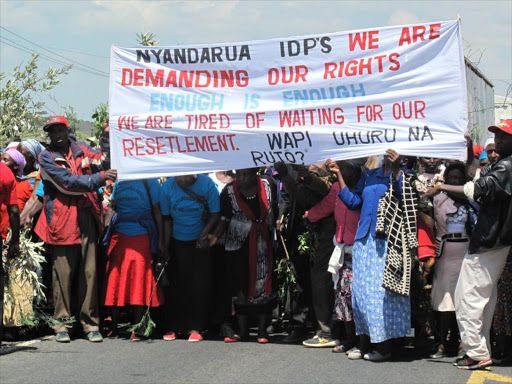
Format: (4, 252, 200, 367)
(39, 151, 116, 195)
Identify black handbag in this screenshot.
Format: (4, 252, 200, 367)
(142, 179, 170, 288)
(181, 186, 211, 224)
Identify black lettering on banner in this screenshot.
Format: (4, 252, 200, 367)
(266, 131, 313, 150)
(409, 126, 434, 141)
(279, 36, 332, 57)
(135, 46, 251, 64)
(251, 151, 305, 166)
(332, 129, 397, 146)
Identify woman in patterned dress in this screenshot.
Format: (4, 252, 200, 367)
(209, 168, 277, 343)
(337, 149, 411, 362)
(305, 160, 362, 353)
(430, 162, 477, 358)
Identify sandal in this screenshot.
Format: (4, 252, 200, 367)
(346, 347, 358, 356)
(332, 344, 350, 353)
(224, 334, 241, 343)
(222, 323, 240, 343)
(257, 330, 270, 344)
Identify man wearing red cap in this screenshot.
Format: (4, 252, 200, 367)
(35, 116, 117, 343)
(425, 119, 512, 369)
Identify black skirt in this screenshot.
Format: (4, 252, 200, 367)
(166, 239, 212, 333)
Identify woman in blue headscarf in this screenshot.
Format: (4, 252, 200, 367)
(17, 139, 45, 229)
(17, 139, 45, 176)
(478, 150, 489, 169)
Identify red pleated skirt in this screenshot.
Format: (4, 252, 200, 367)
(104, 232, 164, 307)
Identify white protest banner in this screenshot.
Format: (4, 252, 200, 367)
(109, 20, 467, 180)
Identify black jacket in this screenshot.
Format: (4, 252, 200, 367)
(469, 155, 512, 253)
(278, 165, 335, 240)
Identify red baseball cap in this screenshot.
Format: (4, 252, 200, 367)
(43, 115, 69, 131)
(488, 119, 512, 135)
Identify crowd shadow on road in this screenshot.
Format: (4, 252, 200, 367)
(0, 345, 38, 357)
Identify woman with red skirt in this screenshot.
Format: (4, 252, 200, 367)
(103, 179, 164, 341)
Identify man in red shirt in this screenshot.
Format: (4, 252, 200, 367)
(0, 161, 20, 345)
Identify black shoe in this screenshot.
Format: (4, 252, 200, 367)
(283, 328, 305, 343)
(2, 328, 18, 342)
(267, 321, 284, 334)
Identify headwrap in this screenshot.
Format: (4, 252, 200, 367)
(20, 139, 44, 170)
(5, 148, 26, 177)
(479, 151, 488, 161)
(484, 136, 495, 149)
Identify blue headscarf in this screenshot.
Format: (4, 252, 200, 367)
(19, 139, 44, 170)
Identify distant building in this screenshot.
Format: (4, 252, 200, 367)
(465, 59, 494, 145)
(495, 95, 512, 124)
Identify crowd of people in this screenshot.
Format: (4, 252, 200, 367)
(1, 115, 511, 371)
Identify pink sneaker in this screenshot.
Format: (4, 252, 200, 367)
(162, 331, 176, 341)
(188, 331, 203, 342)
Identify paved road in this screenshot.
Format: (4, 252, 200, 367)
(1, 334, 511, 384)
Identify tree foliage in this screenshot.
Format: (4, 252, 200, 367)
(91, 102, 108, 140)
(0, 54, 71, 147)
(136, 31, 159, 46)
(63, 105, 79, 133)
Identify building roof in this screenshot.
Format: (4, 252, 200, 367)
(465, 58, 494, 88)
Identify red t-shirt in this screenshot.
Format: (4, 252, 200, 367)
(1, 177, 33, 239)
(1, 162, 20, 239)
(0, 162, 17, 206)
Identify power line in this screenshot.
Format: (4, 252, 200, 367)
(0, 39, 70, 68)
(0, 26, 109, 76)
(0, 37, 109, 78)
(43, 46, 109, 59)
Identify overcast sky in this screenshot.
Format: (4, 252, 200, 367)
(1, 0, 510, 120)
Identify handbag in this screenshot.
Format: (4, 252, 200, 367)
(181, 186, 211, 224)
(376, 173, 417, 297)
(142, 179, 170, 288)
(375, 174, 399, 237)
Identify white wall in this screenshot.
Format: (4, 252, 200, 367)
(495, 95, 512, 124)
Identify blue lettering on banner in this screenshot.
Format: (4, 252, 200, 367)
(282, 84, 366, 107)
(150, 93, 225, 112)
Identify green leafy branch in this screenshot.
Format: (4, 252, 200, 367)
(297, 221, 319, 260)
(127, 266, 165, 337)
(275, 232, 298, 303)
(2, 229, 75, 329)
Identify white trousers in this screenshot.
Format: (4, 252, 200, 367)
(454, 246, 511, 361)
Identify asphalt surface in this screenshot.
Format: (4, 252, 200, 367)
(1, 334, 511, 384)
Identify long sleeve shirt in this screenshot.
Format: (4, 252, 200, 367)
(338, 166, 406, 241)
(306, 182, 360, 245)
